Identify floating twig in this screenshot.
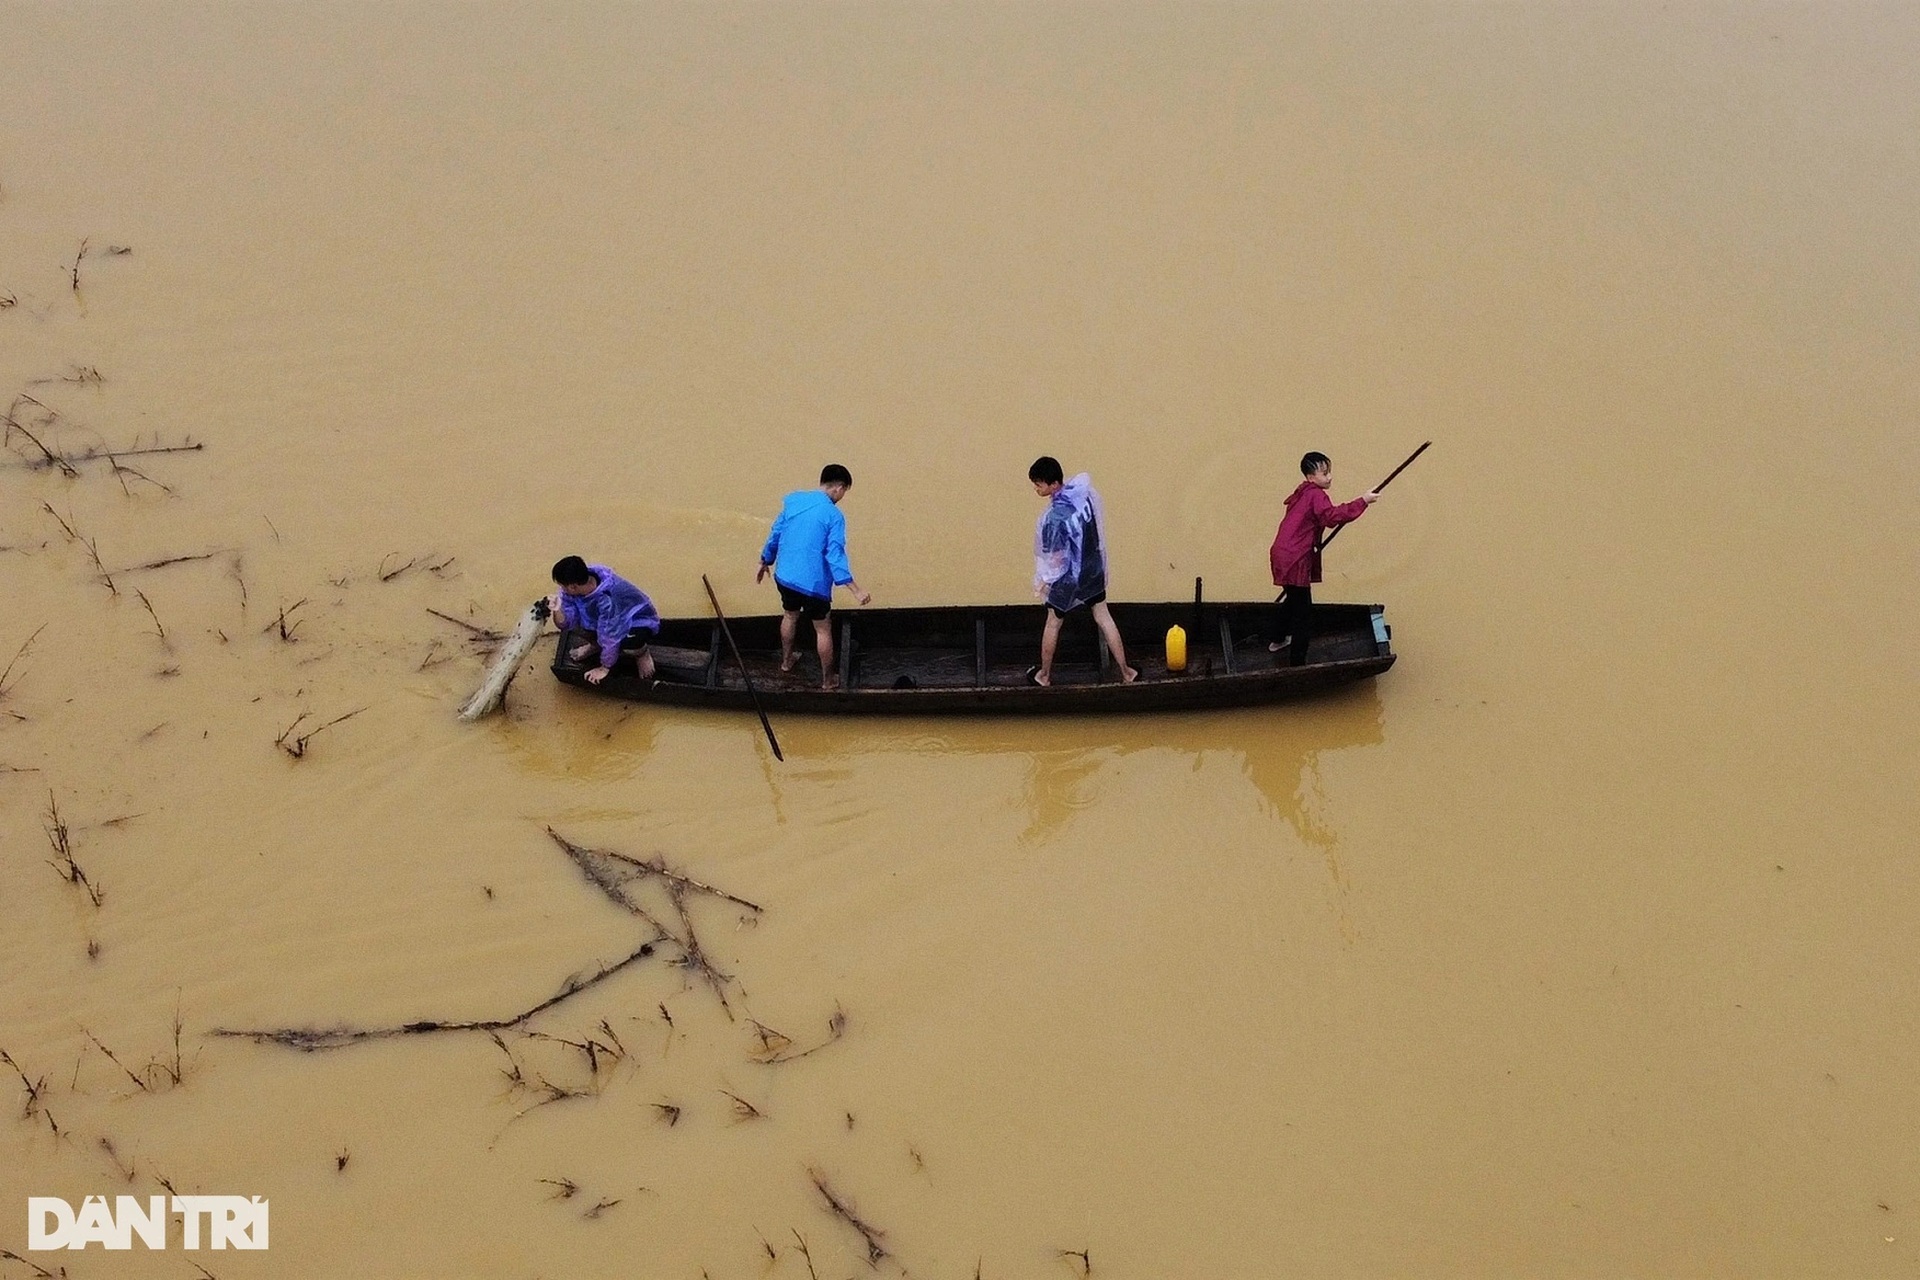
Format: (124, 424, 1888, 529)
(122, 550, 223, 573)
(28, 440, 203, 468)
(721, 1090, 766, 1122)
(275, 707, 366, 758)
(69, 238, 88, 291)
(0, 1246, 68, 1279)
(209, 939, 662, 1051)
(262, 598, 306, 641)
(487, 1032, 525, 1089)
(652, 1102, 681, 1127)
(0, 624, 46, 698)
(4, 396, 77, 476)
(808, 1168, 890, 1267)
(1058, 1248, 1091, 1276)
(152, 995, 187, 1087)
(792, 1230, 820, 1280)
(427, 608, 506, 642)
(40, 503, 115, 595)
(748, 1020, 792, 1058)
(133, 588, 167, 645)
(105, 453, 173, 497)
(99, 1136, 137, 1181)
(757, 1004, 848, 1065)
(44, 792, 102, 907)
(81, 1029, 151, 1093)
(546, 828, 764, 913)
(1, 1046, 50, 1123)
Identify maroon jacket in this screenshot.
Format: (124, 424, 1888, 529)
(1269, 481, 1369, 588)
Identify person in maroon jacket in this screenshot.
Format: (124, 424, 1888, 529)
(1268, 451, 1378, 666)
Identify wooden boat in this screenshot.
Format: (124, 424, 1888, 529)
(550, 599, 1395, 715)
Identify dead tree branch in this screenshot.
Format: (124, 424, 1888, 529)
(208, 939, 663, 1052)
(545, 828, 764, 914)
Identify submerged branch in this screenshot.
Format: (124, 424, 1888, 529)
(209, 939, 663, 1052)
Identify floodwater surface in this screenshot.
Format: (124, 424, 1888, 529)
(3, 4, 1917, 1277)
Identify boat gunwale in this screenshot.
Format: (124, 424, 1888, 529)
(548, 599, 1396, 715)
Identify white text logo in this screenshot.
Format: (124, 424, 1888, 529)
(27, 1196, 268, 1250)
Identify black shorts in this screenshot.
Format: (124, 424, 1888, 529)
(1047, 589, 1106, 619)
(778, 584, 832, 621)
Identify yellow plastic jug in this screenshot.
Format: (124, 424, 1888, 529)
(1165, 624, 1187, 673)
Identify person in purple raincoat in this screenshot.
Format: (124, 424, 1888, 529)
(547, 555, 662, 685)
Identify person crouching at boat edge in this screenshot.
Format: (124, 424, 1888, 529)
(756, 463, 872, 690)
(1268, 451, 1378, 666)
(1028, 456, 1138, 687)
(548, 556, 662, 685)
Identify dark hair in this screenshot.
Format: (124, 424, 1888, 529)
(820, 464, 852, 487)
(1300, 452, 1331, 476)
(551, 555, 592, 586)
(1028, 456, 1064, 485)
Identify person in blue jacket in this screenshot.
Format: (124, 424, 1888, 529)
(756, 463, 872, 689)
(547, 556, 662, 685)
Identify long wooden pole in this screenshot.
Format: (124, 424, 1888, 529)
(702, 574, 783, 762)
(1319, 440, 1431, 552)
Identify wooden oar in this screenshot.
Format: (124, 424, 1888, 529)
(457, 598, 551, 721)
(1319, 440, 1431, 552)
(701, 574, 784, 761)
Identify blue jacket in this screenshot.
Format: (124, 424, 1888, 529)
(759, 489, 852, 600)
(558, 565, 660, 669)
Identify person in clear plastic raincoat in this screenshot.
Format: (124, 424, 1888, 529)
(1026, 456, 1138, 687)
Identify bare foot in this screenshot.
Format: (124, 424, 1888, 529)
(779, 653, 799, 673)
(1121, 666, 1139, 683)
(821, 676, 842, 692)
(636, 653, 656, 679)
(569, 643, 595, 662)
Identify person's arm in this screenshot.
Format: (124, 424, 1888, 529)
(1322, 490, 1377, 528)
(1033, 510, 1072, 595)
(756, 507, 785, 583)
(826, 512, 868, 603)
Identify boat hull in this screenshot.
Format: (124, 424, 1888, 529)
(550, 599, 1395, 716)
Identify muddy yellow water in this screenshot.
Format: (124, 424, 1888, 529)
(3, 4, 1917, 1276)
